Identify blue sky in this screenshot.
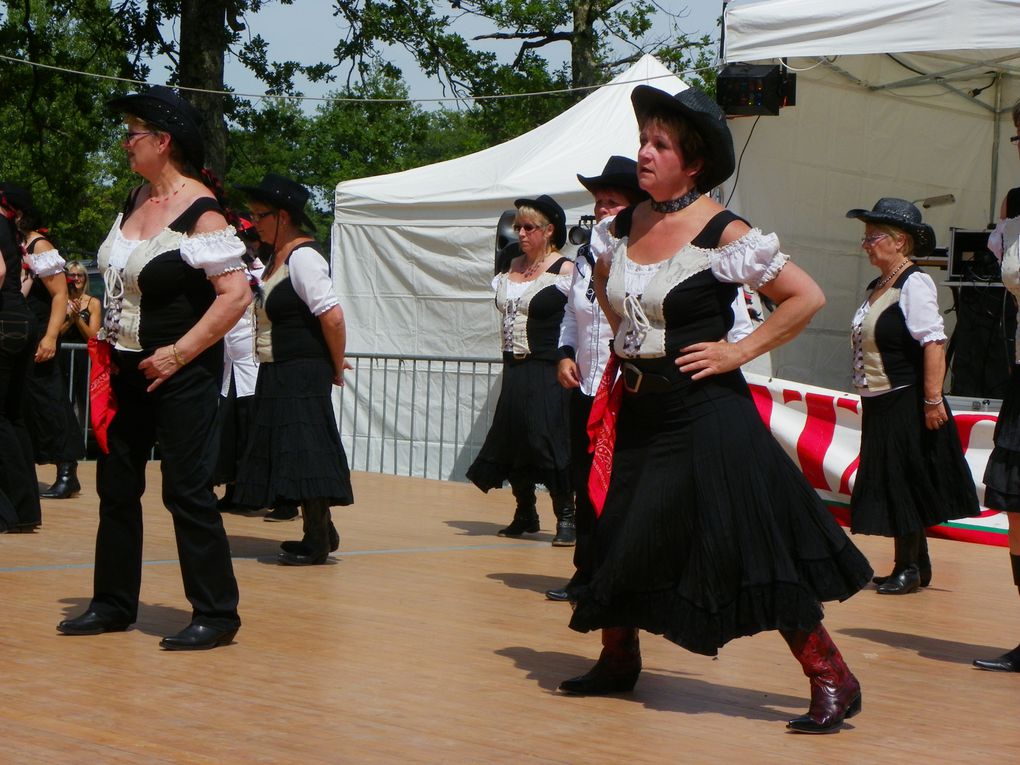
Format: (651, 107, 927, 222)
(211, 1, 725, 106)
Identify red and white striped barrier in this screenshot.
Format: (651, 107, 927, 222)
(745, 373, 1008, 547)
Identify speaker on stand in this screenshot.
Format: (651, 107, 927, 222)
(945, 229, 1017, 398)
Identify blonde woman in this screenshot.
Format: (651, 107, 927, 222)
(62, 261, 101, 342)
(467, 195, 575, 545)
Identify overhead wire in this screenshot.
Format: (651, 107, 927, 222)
(0, 52, 721, 105)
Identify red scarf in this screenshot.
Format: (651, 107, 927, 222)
(586, 353, 623, 516)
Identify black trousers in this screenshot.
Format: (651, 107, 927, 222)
(569, 389, 596, 584)
(0, 297, 40, 528)
(90, 350, 240, 630)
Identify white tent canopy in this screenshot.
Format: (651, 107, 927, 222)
(721, 0, 1020, 389)
(724, 0, 1020, 61)
(332, 54, 686, 358)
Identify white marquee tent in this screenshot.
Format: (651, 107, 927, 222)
(332, 54, 686, 358)
(331, 55, 688, 478)
(721, 0, 1020, 389)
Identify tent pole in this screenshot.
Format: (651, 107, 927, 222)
(991, 74, 1003, 226)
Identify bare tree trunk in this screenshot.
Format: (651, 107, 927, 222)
(571, 0, 599, 89)
(178, 0, 229, 177)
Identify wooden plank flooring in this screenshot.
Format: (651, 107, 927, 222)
(2, 465, 1020, 763)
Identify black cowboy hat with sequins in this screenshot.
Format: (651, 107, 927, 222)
(630, 85, 736, 193)
(846, 198, 936, 258)
(108, 85, 206, 172)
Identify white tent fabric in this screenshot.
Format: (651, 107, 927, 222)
(332, 54, 686, 358)
(721, 0, 1020, 389)
(724, 0, 1020, 60)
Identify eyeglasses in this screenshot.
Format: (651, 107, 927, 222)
(123, 130, 156, 144)
(860, 233, 889, 247)
(251, 210, 278, 222)
(512, 223, 544, 233)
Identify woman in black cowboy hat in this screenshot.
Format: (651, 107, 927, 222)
(545, 157, 647, 599)
(232, 173, 353, 565)
(467, 194, 575, 545)
(0, 199, 41, 532)
(561, 85, 872, 735)
(57, 85, 251, 650)
(0, 183, 84, 501)
(977, 98, 1020, 672)
(846, 198, 979, 595)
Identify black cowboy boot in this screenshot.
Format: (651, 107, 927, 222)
(278, 498, 331, 566)
(559, 628, 641, 694)
(550, 491, 576, 547)
(499, 481, 540, 537)
(876, 534, 922, 594)
(40, 462, 81, 500)
(973, 554, 1020, 672)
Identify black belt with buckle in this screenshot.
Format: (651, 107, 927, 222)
(621, 362, 677, 395)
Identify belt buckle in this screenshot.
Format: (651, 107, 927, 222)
(622, 362, 643, 394)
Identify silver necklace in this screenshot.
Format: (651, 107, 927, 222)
(650, 188, 702, 214)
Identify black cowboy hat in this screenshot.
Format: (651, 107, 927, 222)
(576, 155, 648, 201)
(630, 85, 735, 192)
(0, 183, 39, 222)
(513, 194, 566, 249)
(108, 85, 206, 172)
(235, 173, 317, 232)
(845, 198, 936, 258)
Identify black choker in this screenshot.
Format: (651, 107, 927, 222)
(650, 188, 702, 213)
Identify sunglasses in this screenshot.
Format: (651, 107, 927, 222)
(123, 130, 156, 144)
(1011, 135, 1020, 144)
(860, 233, 889, 247)
(512, 223, 545, 233)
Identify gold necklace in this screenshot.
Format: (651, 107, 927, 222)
(876, 259, 910, 290)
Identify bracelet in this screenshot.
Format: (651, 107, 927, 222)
(171, 343, 187, 367)
(923, 397, 943, 406)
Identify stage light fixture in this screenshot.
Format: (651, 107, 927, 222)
(716, 63, 796, 116)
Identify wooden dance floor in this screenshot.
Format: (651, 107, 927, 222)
(3, 466, 1019, 763)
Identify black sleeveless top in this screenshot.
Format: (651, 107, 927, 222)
(614, 207, 749, 357)
(498, 255, 570, 362)
(257, 241, 331, 363)
(861, 264, 926, 389)
(134, 199, 220, 352)
(0, 216, 22, 300)
(101, 195, 228, 373)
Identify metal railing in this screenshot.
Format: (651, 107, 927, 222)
(60, 345, 504, 481)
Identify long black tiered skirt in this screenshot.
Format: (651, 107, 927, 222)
(984, 365, 1020, 513)
(851, 385, 981, 535)
(234, 357, 353, 508)
(568, 370, 872, 657)
(24, 350, 84, 464)
(466, 357, 571, 496)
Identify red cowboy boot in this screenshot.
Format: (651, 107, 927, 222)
(781, 624, 862, 733)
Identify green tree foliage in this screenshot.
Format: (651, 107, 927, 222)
(0, 1, 139, 255)
(0, 1, 717, 253)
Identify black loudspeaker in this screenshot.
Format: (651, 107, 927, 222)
(716, 63, 796, 116)
(494, 209, 519, 275)
(948, 286, 1017, 398)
